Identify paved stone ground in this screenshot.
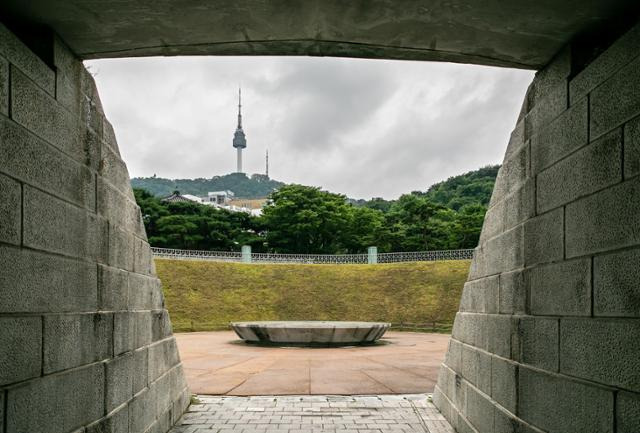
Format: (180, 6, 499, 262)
(170, 394, 454, 433)
(176, 331, 449, 395)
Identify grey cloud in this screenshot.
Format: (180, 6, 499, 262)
(87, 56, 533, 199)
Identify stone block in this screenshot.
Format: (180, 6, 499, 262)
(518, 367, 613, 433)
(0, 115, 95, 210)
(133, 347, 149, 394)
(503, 120, 526, 162)
(86, 405, 128, 433)
(459, 276, 499, 314)
(523, 208, 563, 266)
(444, 338, 462, 373)
(129, 387, 157, 433)
(113, 311, 136, 355)
(148, 337, 180, 383)
(0, 54, 7, 115)
(591, 54, 640, 139)
(524, 81, 568, 140)
(456, 413, 478, 433)
(53, 37, 82, 114)
(134, 236, 156, 276)
(465, 385, 494, 433)
(531, 96, 588, 174)
(0, 245, 97, 313)
(624, 114, 640, 178)
(135, 311, 153, 349)
(0, 316, 42, 386)
(570, 23, 640, 104)
(518, 317, 558, 371)
(452, 313, 485, 349)
(461, 345, 491, 395)
(43, 313, 113, 373)
(11, 67, 84, 161)
(172, 387, 191, 425)
(560, 318, 640, 391)
(0, 22, 55, 95)
(100, 145, 133, 199)
(537, 128, 622, 213)
(618, 392, 640, 433)
(108, 224, 135, 272)
(81, 95, 104, 136)
(0, 172, 21, 245)
(152, 310, 173, 342)
(103, 118, 121, 156)
(106, 352, 134, 413)
(169, 364, 187, 402)
(531, 46, 571, 107)
(98, 178, 144, 237)
(486, 315, 515, 359)
(566, 177, 640, 257)
(154, 370, 173, 414)
(23, 185, 107, 261)
(529, 258, 591, 316)
(80, 67, 103, 113)
(594, 247, 640, 316)
(491, 356, 517, 414)
(436, 366, 455, 406)
(499, 270, 527, 315)
(494, 407, 544, 433)
(433, 387, 453, 425)
(6, 363, 104, 433)
(470, 225, 523, 279)
(483, 181, 534, 242)
(153, 407, 172, 433)
(98, 264, 129, 311)
(129, 273, 163, 311)
(490, 145, 529, 202)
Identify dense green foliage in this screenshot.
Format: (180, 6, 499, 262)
(134, 189, 263, 251)
(135, 165, 500, 253)
(423, 164, 500, 210)
(131, 173, 284, 199)
(157, 259, 470, 332)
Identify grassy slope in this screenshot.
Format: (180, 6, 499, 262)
(156, 259, 470, 332)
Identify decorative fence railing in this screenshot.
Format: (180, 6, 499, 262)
(151, 246, 474, 264)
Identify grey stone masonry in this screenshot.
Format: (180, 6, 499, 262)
(434, 19, 640, 433)
(0, 22, 189, 433)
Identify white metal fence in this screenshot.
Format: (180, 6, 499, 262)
(151, 247, 474, 264)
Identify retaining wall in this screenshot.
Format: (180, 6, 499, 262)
(433, 20, 640, 433)
(0, 22, 189, 433)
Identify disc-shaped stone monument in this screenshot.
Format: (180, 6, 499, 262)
(231, 321, 390, 346)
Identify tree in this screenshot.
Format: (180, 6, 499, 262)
(261, 185, 352, 253)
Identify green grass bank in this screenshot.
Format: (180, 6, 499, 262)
(156, 259, 470, 333)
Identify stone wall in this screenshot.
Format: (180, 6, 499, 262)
(433, 20, 640, 433)
(0, 22, 189, 433)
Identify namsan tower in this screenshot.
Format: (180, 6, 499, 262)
(232, 87, 247, 173)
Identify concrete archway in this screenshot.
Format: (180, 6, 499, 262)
(0, 2, 639, 432)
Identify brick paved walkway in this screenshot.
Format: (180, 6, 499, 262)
(170, 394, 454, 433)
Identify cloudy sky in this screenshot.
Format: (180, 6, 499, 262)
(86, 56, 533, 200)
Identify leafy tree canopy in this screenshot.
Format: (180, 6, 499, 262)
(133, 164, 499, 253)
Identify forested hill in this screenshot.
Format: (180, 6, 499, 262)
(350, 165, 501, 211)
(422, 165, 500, 210)
(131, 173, 284, 199)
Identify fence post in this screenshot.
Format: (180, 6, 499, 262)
(241, 245, 252, 263)
(367, 246, 378, 264)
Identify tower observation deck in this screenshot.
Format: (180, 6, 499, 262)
(232, 87, 247, 173)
